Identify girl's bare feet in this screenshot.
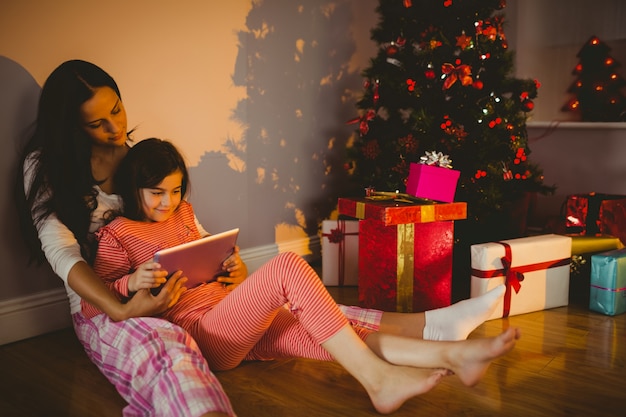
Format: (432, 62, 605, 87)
(367, 366, 448, 414)
(448, 327, 521, 386)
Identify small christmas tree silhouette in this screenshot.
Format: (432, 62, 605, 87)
(562, 35, 626, 122)
(345, 0, 554, 242)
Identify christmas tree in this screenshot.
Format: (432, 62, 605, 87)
(345, 0, 554, 242)
(561, 35, 626, 122)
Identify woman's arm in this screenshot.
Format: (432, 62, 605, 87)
(68, 261, 185, 321)
(38, 213, 186, 320)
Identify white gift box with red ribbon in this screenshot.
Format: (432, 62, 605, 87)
(322, 220, 359, 286)
(470, 234, 572, 320)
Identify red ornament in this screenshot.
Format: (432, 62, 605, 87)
(346, 109, 376, 136)
(362, 139, 381, 159)
(406, 78, 416, 92)
(386, 44, 399, 56)
(444, 0, 452, 7)
(521, 99, 534, 112)
(403, 0, 412, 7)
(474, 169, 487, 179)
(472, 80, 484, 89)
(456, 32, 472, 49)
(425, 69, 436, 79)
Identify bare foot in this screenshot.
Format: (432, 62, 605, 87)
(367, 366, 448, 414)
(448, 327, 521, 386)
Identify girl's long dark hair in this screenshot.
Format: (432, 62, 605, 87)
(15, 60, 124, 264)
(115, 138, 190, 221)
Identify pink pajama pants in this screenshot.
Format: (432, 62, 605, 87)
(186, 251, 377, 371)
(73, 313, 235, 417)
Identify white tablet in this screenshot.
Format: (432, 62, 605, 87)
(152, 228, 239, 294)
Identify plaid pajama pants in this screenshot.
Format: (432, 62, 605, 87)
(73, 312, 235, 417)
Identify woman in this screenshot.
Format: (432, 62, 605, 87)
(85, 138, 520, 414)
(15, 60, 235, 417)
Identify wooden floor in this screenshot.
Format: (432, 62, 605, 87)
(1, 286, 624, 417)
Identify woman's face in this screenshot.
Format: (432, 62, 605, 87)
(140, 170, 184, 222)
(79, 86, 128, 147)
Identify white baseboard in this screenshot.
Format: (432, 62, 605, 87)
(0, 237, 322, 346)
(0, 288, 72, 345)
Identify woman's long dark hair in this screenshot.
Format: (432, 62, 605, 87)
(115, 138, 190, 221)
(15, 60, 125, 264)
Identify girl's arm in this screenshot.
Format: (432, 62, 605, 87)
(216, 245, 248, 290)
(94, 228, 168, 296)
(192, 213, 248, 289)
(39, 214, 183, 320)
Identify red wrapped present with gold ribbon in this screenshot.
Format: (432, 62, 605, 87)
(338, 196, 467, 312)
(321, 220, 359, 286)
(471, 234, 572, 320)
(565, 193, 626, 235)
(337, 194, 466, 226)
(599, 198, 626, 247)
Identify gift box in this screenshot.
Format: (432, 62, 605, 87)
(598, 198, 626, 247)
(321, 220, 359, 286)
(565, 193, 626, 235)
(589, 249, 626, 316)
(405, 163, 460, 203)
(471, 234, 572, 320)
(338, 197, 466, 312)
(569, 235, 624, 305)
(358, 219, 454, 312)
(337, 196, 466, 226)
(570, 235, 624, 256)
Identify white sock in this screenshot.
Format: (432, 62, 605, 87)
(423, 284, 506, 341)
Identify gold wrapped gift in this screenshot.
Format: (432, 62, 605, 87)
(569, 235, 624, 256)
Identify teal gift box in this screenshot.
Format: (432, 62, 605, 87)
(590, 248, 626, 316)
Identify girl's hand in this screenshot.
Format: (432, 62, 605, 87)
(125, 270, 188, 316)
(128, 261, 168, 293)
(216, 246, 248, 291)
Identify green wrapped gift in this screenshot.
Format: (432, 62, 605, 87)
(590, 249, 626, 316)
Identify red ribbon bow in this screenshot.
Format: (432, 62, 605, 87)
(441, 63, 473, 90)
(346, 109, 376, 136)
(322, 220, 358, 286)
(499, 242, 524, 317)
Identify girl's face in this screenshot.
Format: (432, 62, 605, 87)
(140, 170, 184, 222)
(79, 86, 128, 147)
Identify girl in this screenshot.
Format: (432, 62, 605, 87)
(84, 138, 520, 415)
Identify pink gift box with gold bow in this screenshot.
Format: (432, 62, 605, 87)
(405, 163, 460, 203)
(470, 234, 572, 320)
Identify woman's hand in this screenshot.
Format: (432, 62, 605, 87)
(216, 246, 248, 291)
(67, 261, 187, 322)
(128, 261, 168, 293)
